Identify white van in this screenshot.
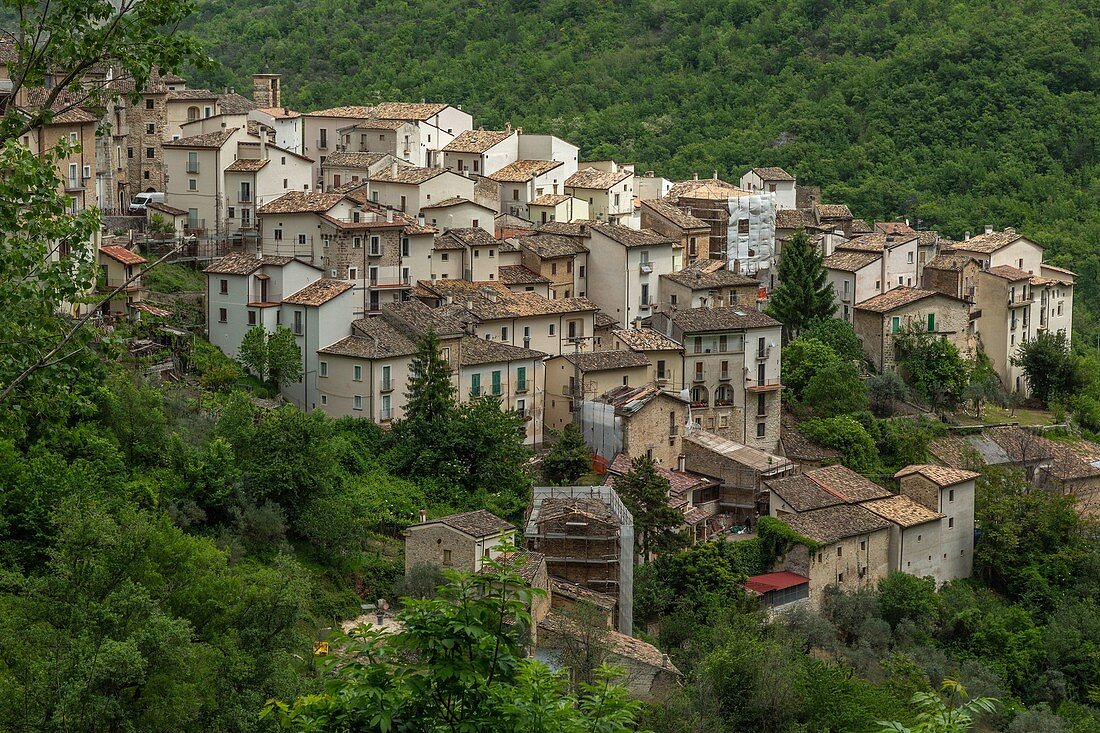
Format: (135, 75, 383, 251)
(129, 192, 166, 213)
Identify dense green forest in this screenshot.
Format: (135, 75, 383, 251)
(185, 0, 1100, 342)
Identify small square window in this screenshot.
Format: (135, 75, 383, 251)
(145, 98, 155, 109)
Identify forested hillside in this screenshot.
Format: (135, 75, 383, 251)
(185, 0, 1100, 339)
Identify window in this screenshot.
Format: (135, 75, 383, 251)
(218, 308, 227, 323)
(491, 370, 502, 395)
(247, 310, 256, 326)
(907, 251, 914, 264)
(127, 147, 134, 159)
(401, 237, 410, 256)
(949, 489, 955, 502)
(640, 283, 650, 305)
(670, 294, 678, 306)
(551, 262, 557, 275)
(349, 267, 358, 281)
(837, 547, 842, 557)
(320, 395, 327, 405)
(145, 123, 156, 135)
(293, 310, 302, 335)
(274, 229, 283, 241)
(145, 147, 154, 158)
(204, 106, 212, 118)
(860, 540, 866, 551)
(219, 279, 228, 294)
(757, 393, 766, 416)
(517, 367, 527, 392)
(146, 98, 155, 109)
(440, 253, 449, 262)
(693, 336, 702, 354)
(188, 178, 197, 191)
(512, 189, 519, 201)
(298, 234, 307, 246)
(319, 361, 328, 377)
(756, 422, 766, 438)
(352, 363, 365, 382)
(488, 248, 495, 258)
(837, 572, 845, 583)
(470, 373, 481, 397)
(948, 517, 955, 528)
(657, 359, 666, 379)
(640, 250, 650, 264)
(738, 218, 749, 235)
(442, 548, 452, 565)
(891, 316, 901, 333)
(579, 265, 585, 278)
(228, 206, 235, 219)
(719, 335, 728, 352)
(549, 323, 556, 336)
(353, 395, 363, 411)
(917, 534, 922, 542)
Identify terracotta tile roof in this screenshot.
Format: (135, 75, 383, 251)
(1041, 263, 1076, 278)
(765, 474, 843, 512)
(432, 236, 468, 251)
(894, 464, 980, 487)
(458, 336, 546, 366)
(323, 151, 388, 168)
(814, 203, 853, 221)
(498, 265, 551, 285)
(565, 167, 631, 189)
(641, 199, 708, 229)
(563, 350, 650, 372)
(378, 299, 467, 338)
(849, 218, 873, 234)
(488, 160, 564, 183)
(824, 250, 881, 272)
(550, 578, 618, 611)
(318, 331, 416, 360)
(668, 177, 748, 201)
(282, 278, 353, 306)
(414, 509, 514, 538)
(538, 615, 681, 673)
(529, 193, 573, 206)
(372, 101, 451, 121)
(258, 191, 346, 214)
(775, 209, 820, 230)
(600, 383, 687, 416)
(100, 244, 146, 266)
(807, 465, 892, 503)
(203, 253, 295, 275)
(403, 222, 438, 235)
(751, 166, 795, 182)
(225, 157, 268, 172)
(256, 107, 301, 119)
(480, 550, 546, 584)
(146, 202, 188, 217)
(166, 88, 218, 101)
(584, 222, 676, 248)
(442, 128, 513, 153)
(370, 166, 451, 185)
(594, 312, 619, 329)
(163, 128, 238, 148)
(986, 264, 1032, 281)
(780, 414, 840, 462)
(924, 254, 976, 272)
(668, 306, 780, 332)
(218, 91, 258, 114)
(875, 221, 917, 236)
(780, 504, 890, 545)
(517, 233, 588, 258)
(419, 280, 598, 319)
(861, 495, 944, 527)
(952, 228, 1031, 254)
(536, 497, 616, 525)
(607, 453, 715, 499)
(855, 287, 941, 313)
(306, 105, 375, 118)
(662, 261, 760, 289)
(421, 196, 493, 211)
(611, 328, 683, 352)
(345, 117, 408, 131)
(928, 436, 983, 470)
(437, 227, 498, 247)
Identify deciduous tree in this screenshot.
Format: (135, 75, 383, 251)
(543, 423, 591, 485)
(1011, 330, 1080, 404)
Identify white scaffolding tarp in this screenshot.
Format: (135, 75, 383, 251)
(726, 193, 776, 276)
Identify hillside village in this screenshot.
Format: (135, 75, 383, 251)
(7, 52, 1100, 710)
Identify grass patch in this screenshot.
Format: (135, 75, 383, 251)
(145, 262, 205, 293)
(954, 404, 1055, 427)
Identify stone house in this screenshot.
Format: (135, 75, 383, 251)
(639, 198, 710, 267)
(516, 232, 590, 300)
(853, 287, 971, 371)
(894, 464, 980, 583)
(681, 429, 794, 518)
(602, 327, 684, 387)
(441, 128, 519, 177)
(860, 494, 946, 580)
(765, 464, 893, 518)
(658, 259, 762, 312)
(651, 307, 783, 449)
(576, 384, 689, 468)
(605, 452, 723, 543)
(823, 250, 882, 324)
(544, 351, 651, 433)
(564, 164, 634, 225)
(739, 166, 797, 210)
(498, 265, 552, 298)
(666, 175, 752, 260)
(367, 165, 474, 217)
(96, 244, 147, 316)
(775, 504, 891, 610)
(319, 150, 394, 191)
(527, 194, 590, 226)
(921, 254, 980, 303)
(301, 106, 375, 179)
(420, 197, 497, 233)
(490, 159, 569, 219)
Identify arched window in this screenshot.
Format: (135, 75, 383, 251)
(187, 106, 200, 122)
(690, 386, 708, 407)
(715, 385, 733, 406)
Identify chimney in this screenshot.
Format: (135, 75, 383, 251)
(390, 160, 398, 177)
(905, 218, 910, 227)
(692, 172, 699, 181)
(984, 224, 993, 235)
(418, 509, 427, 523)
(505, 121, 512, 132)
(964, 230, 971, 241)
(386, 208, 393, 223)
(466, 296, 474, 309)
(1005, 227, 1016, 235)
(677, 454, 686, 472)
(712, 170, 718, 179)
(417, 213, 425, 226)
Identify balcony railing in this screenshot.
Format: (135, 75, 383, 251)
(516, 380, 528, 393)
(746, 377, 782, 392)
(692, 371, 706, 383)
(369, 274, 411, 287)
(756, 346, 771, 360)
(186, 162, 200, 174)
(378, 408, 392, 422)
(380, 379, 393, 393)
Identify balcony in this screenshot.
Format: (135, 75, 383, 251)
(1007, 296, 1033, 308)
(746, 377, 782, 393)
(183, 219, 206, 235)
(65, 178, 84, 191)
(756, 346, 771, 360)
(186, 162, 200, 174)
(718, 371, 731, 381)
(369, 273, 412, 288)
(380, 379, 394, 393)
(378, 408, 392, 422)
(238, 193, 252, 203)
(692, 371, 706, 383)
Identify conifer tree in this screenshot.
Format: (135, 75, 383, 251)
(543, 423, 592, 485)
(404, 329, 457, 421)
(613, 456, 685, 562)
(766, 229, 836, 341)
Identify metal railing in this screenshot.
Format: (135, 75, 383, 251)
(379, 408, 392, 421)
(186, 162, 200, 174)
(692, 371, 706, 382)
(380, 379, 393, 392)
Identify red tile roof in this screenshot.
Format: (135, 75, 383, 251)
(100, 244, 147, 265)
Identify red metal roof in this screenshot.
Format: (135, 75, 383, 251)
(100, 244, 147, 266)
(743, 571, 810, 595)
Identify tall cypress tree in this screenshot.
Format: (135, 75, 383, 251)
(404, 329, 457, 421)
(766, 228, 836, 341)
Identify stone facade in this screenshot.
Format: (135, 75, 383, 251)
(854, 292, 971, 372)
(778, 527, 891, 611)
(620, 392, 688, 469)
(125, 91, 170, 195)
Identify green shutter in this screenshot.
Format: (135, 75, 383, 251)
(470, 373, 480, 397)
(927, 313, 935, 332)
(491, 370, 502, 395)
(516, 367, 526, 391)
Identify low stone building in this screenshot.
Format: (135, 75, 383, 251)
(577, 384, 690, 468)
(682, 429, 794, 517)
(853, 287, 971, 371)
(544, 350, 651, 434)
(860, 494, 945, 580)
(658, 259, 762, 312)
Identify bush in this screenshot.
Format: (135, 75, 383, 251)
(800, 416, 879, 472)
